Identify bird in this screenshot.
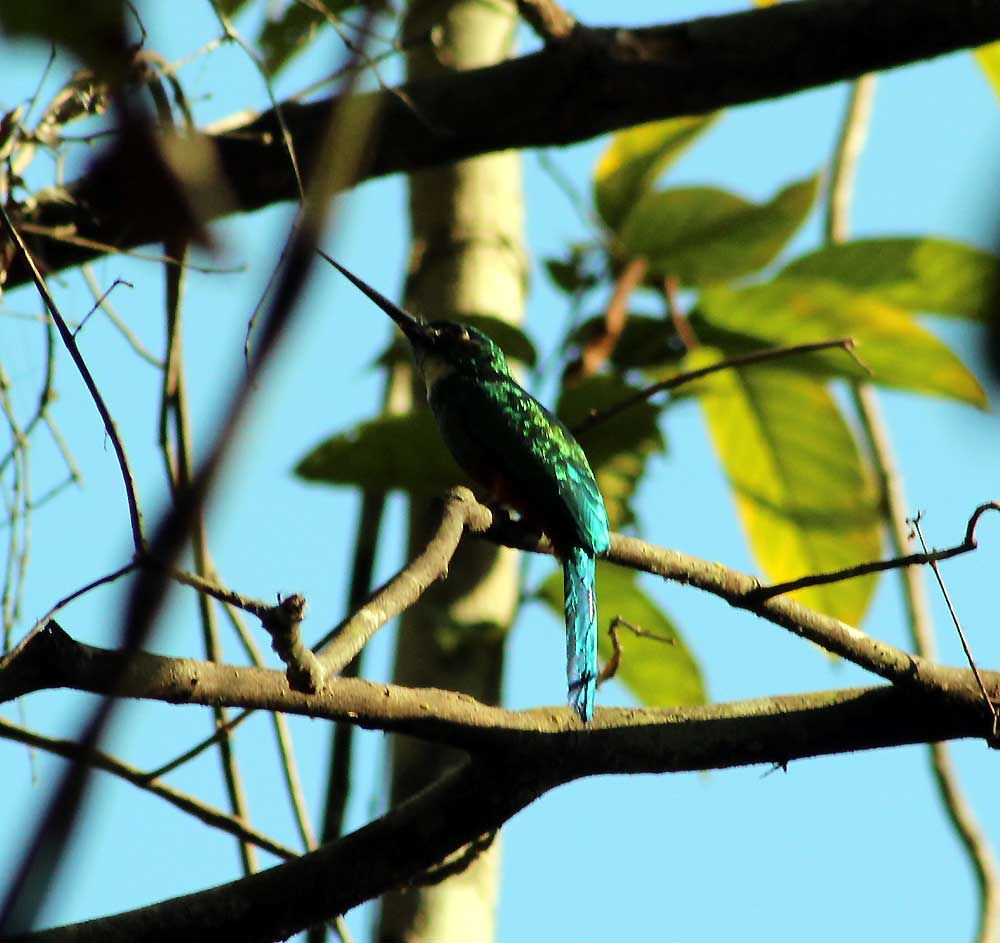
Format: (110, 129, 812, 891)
(324, 254, 610, 721)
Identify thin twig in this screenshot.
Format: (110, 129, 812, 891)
(0, 718, 298, 860)
(15, 221, 245, 274)
(80, 266, 162, 366)
(0, 562, 138, 667)
(158, 229, 255, 874)
(574, 336, 866, 436)
(744, 502, 1000, 603)
(0, 205, 145, 554)
(209, 0, 305, 201)
(144, 710, 254, 781)
(579, 257, 646, 378)
(825, 75, 876, 243)
(597, 616, 675, 687)
(72, 277, 133, 338)
(910, 514, 998, 732)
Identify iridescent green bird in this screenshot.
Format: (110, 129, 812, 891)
(326, 256, 610, 721)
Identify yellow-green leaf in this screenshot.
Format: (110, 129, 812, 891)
(619, 175, 819, 286)
(974, 42, 1000, 103)
(294, 411, 465, 494)
(696, 278, 987, 407)
(697, 360, 881, 624)
(538, 564, 706, 708)
(781, 237, 1000, 320)
(594, 114, 720, 232)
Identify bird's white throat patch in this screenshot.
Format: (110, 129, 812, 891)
(418, 352, 457, 395)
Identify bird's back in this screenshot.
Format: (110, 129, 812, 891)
(429, 371, 609, 556)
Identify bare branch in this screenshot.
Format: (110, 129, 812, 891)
(16, 682, 995, 942)
(7, 0, 1000, 286)
(515, 0, 576, 44)
(315, 487, 494, 675)
(4, 617, 996, 751)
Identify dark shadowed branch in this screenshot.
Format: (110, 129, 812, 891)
(6, 0, 1000, 287)
(15, 679, 994, 943)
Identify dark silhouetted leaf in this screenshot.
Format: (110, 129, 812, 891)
(259, 0, 359, 76)
(559, 376, 665, 530)
(570, 314, 686, 370)
(295, 411, 466, 494)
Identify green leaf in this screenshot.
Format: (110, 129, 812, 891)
(781, 237, 1000, 320)
(544, 246, 600, 295)
(593, 114, 720, 232)
(259, 0, 358, 75)
(558, 376, 665, 530)
(295, 411, 466, 494)
(697, 362, 881, 624)
(377, 315, 538, 368)
(618, 175, 819, 285)
(570, 314, 685, 370)
(695, 278, 987, 407)
(538, 564, 706, 708)
(974, 42, 1000, 103)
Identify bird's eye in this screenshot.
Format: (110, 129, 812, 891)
(457, 328, 470, 342)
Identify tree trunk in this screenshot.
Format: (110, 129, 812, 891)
(377, 2, 524, 941)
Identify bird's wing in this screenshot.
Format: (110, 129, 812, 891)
(430, 374, 609, 555)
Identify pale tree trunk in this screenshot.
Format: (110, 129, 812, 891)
(376, 2, 524, 941)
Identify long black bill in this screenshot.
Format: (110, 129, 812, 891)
(318, 250, 429, 346)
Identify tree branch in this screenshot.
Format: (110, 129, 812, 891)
(19, 681, 993, 942)
(3, 619, 996, 753)
(6, 0, 1000, 287)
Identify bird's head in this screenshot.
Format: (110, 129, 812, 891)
(323, 252, 512, 387)
(411, 320, 509, 386)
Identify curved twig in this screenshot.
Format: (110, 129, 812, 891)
(744, 501, 1000, 603)
(0, 205, 145, 554)
(573, 337, 865, 436)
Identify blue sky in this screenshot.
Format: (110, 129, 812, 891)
(2, 1, 1000, 940)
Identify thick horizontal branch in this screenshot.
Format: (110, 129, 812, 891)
(7, 0, 1000, 286)
(2, 622, 995, 756)
(20, 678, 994, 942)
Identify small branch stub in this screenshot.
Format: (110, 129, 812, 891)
(261, 594, 323, 693)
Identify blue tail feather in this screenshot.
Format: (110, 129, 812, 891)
(564, 545, 598, 722)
